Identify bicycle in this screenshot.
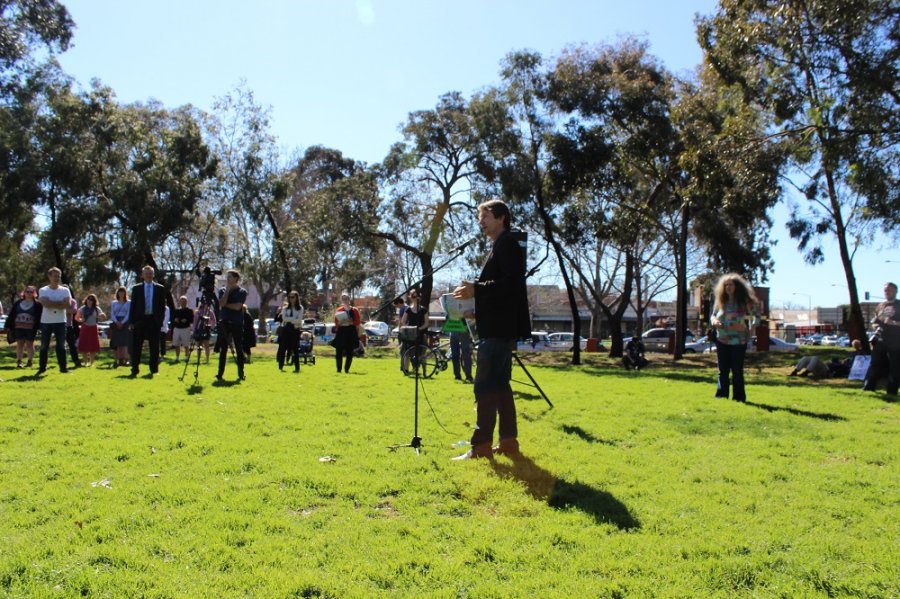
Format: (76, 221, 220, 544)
(401, 335, 450, 379)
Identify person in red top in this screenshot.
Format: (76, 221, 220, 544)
(333, 292, 361, 374)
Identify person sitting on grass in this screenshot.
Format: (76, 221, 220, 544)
(623, 336, 648, 371)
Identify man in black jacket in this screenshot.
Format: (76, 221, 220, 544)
(128, 265, 175, 377)
(452, 200, 531, 460)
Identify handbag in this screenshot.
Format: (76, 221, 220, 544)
(6, 327, 14, 344)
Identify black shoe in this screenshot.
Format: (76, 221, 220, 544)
(37, 368, 47, 375)
(239, 374, 246, 381)
(214, 374, 224, 381)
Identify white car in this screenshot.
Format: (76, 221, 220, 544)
(750, 336, 799, 351)
(821, 335, 839, 346)
(684, 339, 714, 353)
(363, 321, 390, 346)
(547, 332, 587, 351)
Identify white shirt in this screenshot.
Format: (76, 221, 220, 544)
(38, 285, 72, 324)
(281, 305, 305, 326)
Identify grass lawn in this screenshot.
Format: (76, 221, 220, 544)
(0, 344, 897, 597)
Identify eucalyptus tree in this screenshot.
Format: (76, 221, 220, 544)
(0, 0, 73, 291)
(546, 39, 781, 356)
(208, 84, 297, 321)
(0, 0, 73, 86)
(541, 41, 680, 357)
(286, 145, 381, 307)
(699, 0, 899, 348)
(472, 51, 593, 364)
(378, 91, 490, 305)
(89, 97, 217, 278)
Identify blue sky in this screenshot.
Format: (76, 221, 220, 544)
(55, 0, 896, 308)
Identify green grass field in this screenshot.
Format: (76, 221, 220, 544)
(0, 344, 897, 598)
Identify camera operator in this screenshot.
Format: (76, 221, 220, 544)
(215, 269, 248, 382)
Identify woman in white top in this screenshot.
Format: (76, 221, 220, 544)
(109, 287, 132, 368)
(276, 292, 305, 372)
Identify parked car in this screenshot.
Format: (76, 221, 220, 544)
(708, 336, 799, 352)
(751, 336, 799, 351)
(363, 321, 390, 346)
(547, 332, 587, 351)
(684, 338, 714, 353)
(97, 319, 111, 339)
(821, 334, 840, 346)
(252, 318, 277, 341)
(637, 328, 697, 352)
(517, 331, 551, 351)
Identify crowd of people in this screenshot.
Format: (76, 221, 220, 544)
(2, 203, 897, 464)
(3, 265, 252, 381)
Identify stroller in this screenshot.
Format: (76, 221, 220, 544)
(297, 331, 316, 365)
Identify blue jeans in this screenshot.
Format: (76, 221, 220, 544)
(449, 332, 473, 379)
(716, 341, 747, 400)
(39, 322, 68, 372)
(471, 338, 516, 446)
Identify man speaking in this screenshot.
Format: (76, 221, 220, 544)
(452, 200, 531, 460)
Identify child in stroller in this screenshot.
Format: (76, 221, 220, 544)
(298, 331, 316, 365)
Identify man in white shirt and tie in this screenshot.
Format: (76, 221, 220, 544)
(128, 265, 174, 377)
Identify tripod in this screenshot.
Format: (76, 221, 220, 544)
(179, 298, 215, 385)
(179, 331, 204, 385)
(511, 352, 553, 407)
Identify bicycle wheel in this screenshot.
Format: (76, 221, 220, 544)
(402, 345, 439, 378)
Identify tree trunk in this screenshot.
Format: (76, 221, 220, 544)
(823, 165, 869, 352)
(674, 200, 688, 360)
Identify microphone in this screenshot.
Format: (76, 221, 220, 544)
(449, 237, 478, 253)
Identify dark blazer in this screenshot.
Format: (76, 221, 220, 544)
(474, 229, 531, 339)
(128, 282, 174, 328)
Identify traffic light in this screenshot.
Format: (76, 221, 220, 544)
(865, 291, 870, 300)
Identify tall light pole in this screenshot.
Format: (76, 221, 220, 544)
(793, 292, 812, 328)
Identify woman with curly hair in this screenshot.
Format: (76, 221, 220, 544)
(710, 273, 759, 402)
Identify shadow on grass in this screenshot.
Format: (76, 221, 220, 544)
(6, 372, 44, 383)
(560, 424, 618, 446)
(743, 401, 847, 421)
(511, 388, 546, 402)
(212, 378, 242, 387)
(186, 384, 204, 395)
(491, 454, 639, 530)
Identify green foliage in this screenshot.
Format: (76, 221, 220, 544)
(698, 0, 899, 351)
(288, 145, 381, 300)
(0, 346, 896, 596)
(0, 0, 73, 76)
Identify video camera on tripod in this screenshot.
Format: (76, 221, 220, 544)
(196, 266, 222, 307)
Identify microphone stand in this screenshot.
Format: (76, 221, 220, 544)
(388, 238, 475, 455)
